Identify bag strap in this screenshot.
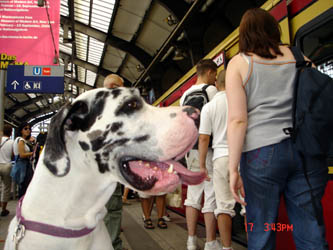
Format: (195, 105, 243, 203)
(286, 47, 303, 141)
(14, 137, 23, 161)
(202, 84, 210, 102)
(0, 137, 10, 149)
(290, 46, 306, 68)
(298, 152, 324, 225)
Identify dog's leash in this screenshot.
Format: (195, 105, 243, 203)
(13, 196, 95, 249)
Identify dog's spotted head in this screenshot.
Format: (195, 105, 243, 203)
(43, 87, 205, 194)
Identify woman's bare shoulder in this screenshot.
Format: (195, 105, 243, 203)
(227, 54, 244, 71)
(229, 53, 243, 63)
(228, 54, 249, 75)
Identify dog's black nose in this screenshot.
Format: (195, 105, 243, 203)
(183, 106, 200, 128)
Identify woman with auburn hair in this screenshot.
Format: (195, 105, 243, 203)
(226, 8, 328, 250)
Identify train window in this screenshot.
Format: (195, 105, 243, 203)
(317, 60, 333, 78)
(295, 8, 333, 73)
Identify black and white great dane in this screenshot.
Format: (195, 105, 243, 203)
(5, 87, 205, 250)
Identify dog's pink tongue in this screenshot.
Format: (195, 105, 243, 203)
(166, 160, 206, 185)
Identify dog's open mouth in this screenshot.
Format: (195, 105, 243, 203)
(120, 158, 206, 194)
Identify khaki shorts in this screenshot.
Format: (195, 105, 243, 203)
(0, 162, 13, 202)
(213, 156, 245, 217)
(184, 149, 216, 213)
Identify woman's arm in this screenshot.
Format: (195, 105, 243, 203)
(226, 55, 248, 206)
(18, 140, 33, 159)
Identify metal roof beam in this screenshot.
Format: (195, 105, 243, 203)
(60, 51, 133, 85)
(60, 15, 152, 67)
(30, 112, 56, 127)
(23, 102, 65, 124)
(64, 76, 93, 90)
(134, 0, 207, 86)
(157, 0, 190, 22)
(6, 96, 45, 115)
(60, 51, 101, 73)
(116, 1, 154, 77)
(6, 90, 75, 116)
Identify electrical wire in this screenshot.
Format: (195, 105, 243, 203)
(43, 0, 58, 63)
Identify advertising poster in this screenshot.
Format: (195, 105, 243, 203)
(0, 0, 60, 69)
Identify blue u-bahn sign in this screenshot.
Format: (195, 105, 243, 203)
(6, 65, 64, 94)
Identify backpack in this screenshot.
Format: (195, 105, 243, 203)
(183, 84, 212, 149)
(183, 84, 210, 111)
(287, 47, 333, 157)
(284, 46, 333, 226)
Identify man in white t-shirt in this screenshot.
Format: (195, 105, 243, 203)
(180, 59, 220, 250)
(0, 124, 14, 216)
(199, 70, 245, 250)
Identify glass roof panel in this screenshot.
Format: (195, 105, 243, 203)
(59, 26, 72, 41)
(71, 64, 76, 78)
(60, 0, 69, 16)
(74, 0, 90, 25)
(74, 11, 89, 24)
(91, 0, 115, 32)
(35, 101, 43, 107)
(88, 38, 104, 66)
(59, 44, 72, 55)
(86, 70, 97, 86)
(75, 5, 90, 13)
(72, 85, 78, 95)
(75, 32, 88, 61)
(77, 66, 86, 83)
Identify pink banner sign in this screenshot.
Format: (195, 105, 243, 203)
(0, 0, 60, 69)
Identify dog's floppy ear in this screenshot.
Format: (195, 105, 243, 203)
(63, 101, 89, 131)
(43, 101, 89, 176)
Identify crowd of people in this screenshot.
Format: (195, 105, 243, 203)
(0, 123, 46, 215)
(178, 7, 328, 250)
(0, 7, 329, 250)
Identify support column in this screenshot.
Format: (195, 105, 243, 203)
(0, 69, 6, 140)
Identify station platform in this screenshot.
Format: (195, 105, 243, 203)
(0, 198, 247, 250)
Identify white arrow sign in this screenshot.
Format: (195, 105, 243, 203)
(11, 80, 19, 90)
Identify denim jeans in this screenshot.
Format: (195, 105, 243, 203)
(240, 138, 329, 250)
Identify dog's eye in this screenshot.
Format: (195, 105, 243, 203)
(127, 101, 137, 109)
(115, 97, 142, 116)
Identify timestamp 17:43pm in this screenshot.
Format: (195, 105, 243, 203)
(245, 222, 293, 232)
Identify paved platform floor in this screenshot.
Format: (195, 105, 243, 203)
(0, 199, 247, 250)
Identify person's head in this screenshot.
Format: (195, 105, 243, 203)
(215, 70, 226, 91)
(103, 74, 124, 89)
(239, 8, 282, 59)
(3, 124, 13, 137)
(196, 59, 217, 85)
(17, 122, 31, 140)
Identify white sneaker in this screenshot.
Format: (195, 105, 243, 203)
(162, 215, 171, 222)
(204, 240, 222, 250)
(187, 235, 198, 250)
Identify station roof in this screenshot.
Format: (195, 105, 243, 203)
(4, 0, 266, 128)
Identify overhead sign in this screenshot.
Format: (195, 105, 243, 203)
(6, 65, 64, 93)
(0, 0, 60, 69)
(213, 51, 225, 67)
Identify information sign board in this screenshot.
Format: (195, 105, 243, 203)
(6, 65, 64, 93)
